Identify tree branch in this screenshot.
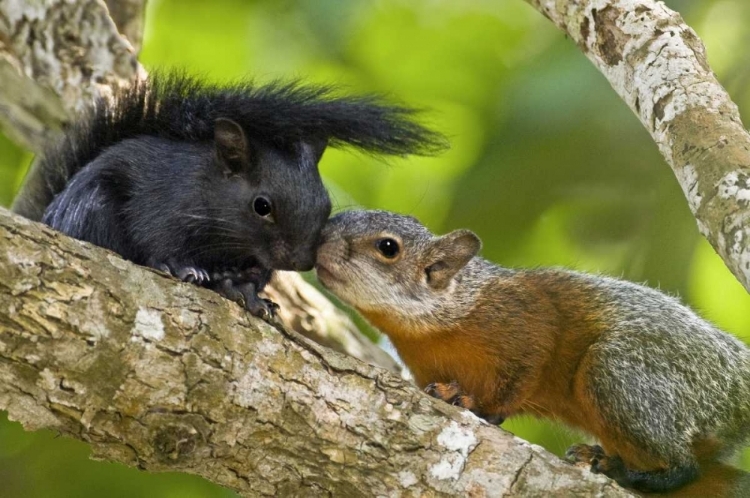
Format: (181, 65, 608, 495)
(524, 0, 750, 292)
(0, 207, 633, 496)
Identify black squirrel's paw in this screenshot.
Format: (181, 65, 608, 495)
(245, 296, 279, 321)
(175, 266, 210, 285)
(148, 260, 209, 285)
(213, 278, 278, 321)
(215, 277, 244, 304)
(210, 267, 245, 282)
(234, 281, 279, 321)
(210, 267, 270, 287)
(153, 262, 171, 275)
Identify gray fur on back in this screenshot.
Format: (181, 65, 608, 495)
(568, 271, 750, 463)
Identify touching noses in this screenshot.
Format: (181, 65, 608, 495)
(290, 250, 315, 271)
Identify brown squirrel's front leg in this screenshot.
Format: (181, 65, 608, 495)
(425, 381, 505, 425)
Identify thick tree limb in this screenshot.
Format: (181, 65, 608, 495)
(0, 207, 632, 496)
(524, 0, 750, 292)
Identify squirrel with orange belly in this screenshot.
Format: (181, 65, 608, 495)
(315, 209, 750, 495)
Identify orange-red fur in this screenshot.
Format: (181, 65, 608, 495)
(364, 272, 669, 474)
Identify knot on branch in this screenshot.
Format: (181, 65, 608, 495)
(592, 6, 628, 66)
(153, 423, 201, 462)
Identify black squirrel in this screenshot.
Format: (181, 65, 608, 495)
(316, 209, 750, 495)
(12, 72, 444, 317)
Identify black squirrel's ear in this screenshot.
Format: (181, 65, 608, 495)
(214, 118, 251, 172)
(423, 229, 481, 290)
(301, 136, 328, 166)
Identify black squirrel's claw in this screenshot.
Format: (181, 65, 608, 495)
(238, 281, 278, 321)
(175, 266, 210, 285)
(154, 263, 172, 275)
(149, 260, 211, 285)
(246, 297, 279, 321)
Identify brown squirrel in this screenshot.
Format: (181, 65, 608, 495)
(315, 209, 750, 495)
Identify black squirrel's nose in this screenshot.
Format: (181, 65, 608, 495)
(290, 251, 316, 272)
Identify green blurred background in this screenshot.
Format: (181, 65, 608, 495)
(2, 0, 750, 495)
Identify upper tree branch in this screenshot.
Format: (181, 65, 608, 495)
(0, 0, 141, 151)
(0, 208, 633, 497)
(525, 0, 750, 292)
(104, 0, 148, 53)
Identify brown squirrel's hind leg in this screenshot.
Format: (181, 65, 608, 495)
(425, 382, 504, 425)
(566, 443, 699, 492)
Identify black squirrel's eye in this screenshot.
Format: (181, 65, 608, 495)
(253, 196, 273, 218)
(376, 238, 400, 259)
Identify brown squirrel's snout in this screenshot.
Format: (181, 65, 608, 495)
(315, 228, 347, 288)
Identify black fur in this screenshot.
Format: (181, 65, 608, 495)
(16, 71, 445, 316)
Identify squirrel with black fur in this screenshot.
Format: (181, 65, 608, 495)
(12, 73, 443, 317)
(316, 209, 750, 495)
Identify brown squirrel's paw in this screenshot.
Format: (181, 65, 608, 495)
(424, 382, 505, 425)
(425, 381, 477, 411)
(565, 444, 606, 465)
(566, 444, 625, 477)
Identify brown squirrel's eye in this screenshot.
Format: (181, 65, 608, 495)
(376, 238, 400, 258)
(253, 196, 273, 220)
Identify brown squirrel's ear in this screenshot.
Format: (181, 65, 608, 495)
(214, 118, 252, 173)
(424, 229, 481, 290)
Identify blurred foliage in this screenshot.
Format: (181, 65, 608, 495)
(2, 0, 750, 495)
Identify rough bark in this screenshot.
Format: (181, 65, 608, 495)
(524, 0, 750, 292)
(104, 0, 147, 52)
(0, 207, 632, 497)
(0, 0, 141, 151)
